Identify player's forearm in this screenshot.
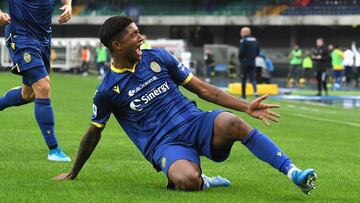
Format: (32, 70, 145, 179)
(61, 0, 72, 6)
(199, 84, 249, 112)
(69, 125, 102, 178)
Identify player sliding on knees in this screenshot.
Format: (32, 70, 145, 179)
(0, 1, 72, 162)
(54, 16, 317, 194)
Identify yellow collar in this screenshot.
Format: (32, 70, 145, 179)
(111, 62, 138, 73)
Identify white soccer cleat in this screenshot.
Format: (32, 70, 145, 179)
(201, 174, 231, 189)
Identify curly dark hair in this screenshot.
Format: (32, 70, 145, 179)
(98, 16, 134, 50)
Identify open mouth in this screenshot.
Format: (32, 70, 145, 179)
(135, 44, 142, 58)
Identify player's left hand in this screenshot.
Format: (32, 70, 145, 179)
(53, 173, 75, 180)
(58, 4, 72, 24)
(246, 94, 280, 126)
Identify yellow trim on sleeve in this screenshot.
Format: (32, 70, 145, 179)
(91, 121, 104, 128)
(180, 73, 193, 86)
(111, 62, 138, 73)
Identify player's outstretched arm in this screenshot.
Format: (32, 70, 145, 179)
(0, 10, 11, 26)
(58, 0, 72, 24)
(53, 124, 102, 180)
(184, 76, 280, 126)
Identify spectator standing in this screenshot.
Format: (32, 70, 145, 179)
(312, 38, 330, 96)
(96, 43, 108, 79)
(352, 42, 360, 88)
(343, 47, 354, 85)
(238, 27, 260, 99)
(264, 53, 274, 83)
(228, 53, 237, 79)
(255, 51, 268, 84)
(204, 51, 216, 82)
(81, 46, 91, 76)
(329, 45, 344, 90)
(302, 50, 313, 84)
(287, 44, 303, 87)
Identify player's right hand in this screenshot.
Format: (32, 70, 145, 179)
(0, 11, 11, 26)
(58, 4, 72, 24)
(246, 94, 280, 126)
(53, 173, 76, 180)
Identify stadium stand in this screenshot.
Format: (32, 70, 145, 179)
(282, 0, 360, 15)
(69, 0, 270, 16)
(63, 0, 360, 16)
(4, 0, 360, 16)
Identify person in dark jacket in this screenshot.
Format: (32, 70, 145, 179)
(239, 27, 260, 99)
(312, 38, 330, 96)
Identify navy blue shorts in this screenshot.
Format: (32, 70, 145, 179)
(6, 36, 50, 86)
(21, 66, 49, 86)
(152, 110, 226, 176)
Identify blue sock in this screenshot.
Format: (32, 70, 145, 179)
(242, 128, 294, 175)
(0, 87, 29, 111)
(34, 98, 58, 150)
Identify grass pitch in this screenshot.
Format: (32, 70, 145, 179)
(0, 72, 359, 202)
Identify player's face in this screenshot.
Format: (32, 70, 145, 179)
(121, 23, 144, 62)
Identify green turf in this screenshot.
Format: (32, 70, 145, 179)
(0, 72, 359, 202)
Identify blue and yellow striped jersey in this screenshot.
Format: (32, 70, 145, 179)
(5, 0, 56, 47)
(92, 49, 197, 162)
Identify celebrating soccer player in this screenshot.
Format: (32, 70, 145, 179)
(0, 0, 72, 161)
(54, 16, 317, 194)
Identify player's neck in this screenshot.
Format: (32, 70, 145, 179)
(112, 55, 136, 70)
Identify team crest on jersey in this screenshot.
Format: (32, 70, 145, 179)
(150, 62, 161, 73)
(161, 157, 167, 169)
(23, 52, 31, 63)
(113, 85, 120, 94)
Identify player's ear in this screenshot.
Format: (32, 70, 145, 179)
(111, 40, 123, 51)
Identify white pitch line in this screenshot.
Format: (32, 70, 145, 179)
(286, 104, 348, 114)
(283, 112, 360, 128)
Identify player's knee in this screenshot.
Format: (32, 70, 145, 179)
(32, 80, 51, 98)
(36, 85, 51, 97)
(173, 171, 201, 191)
(21, 91, 35, 102)
(226, 115, 251, 141)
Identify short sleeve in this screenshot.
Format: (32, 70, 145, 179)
(160, 49, 193, 85)
(91, 90, 112, 128)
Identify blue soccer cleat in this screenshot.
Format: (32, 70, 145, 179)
(289, 168, 318, 195)
(47, 147, 71, 162)
(201, 174, 231, 189)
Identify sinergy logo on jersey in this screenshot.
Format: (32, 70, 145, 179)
(128, 76, 158, 97)
(130, 81, 169, 111)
